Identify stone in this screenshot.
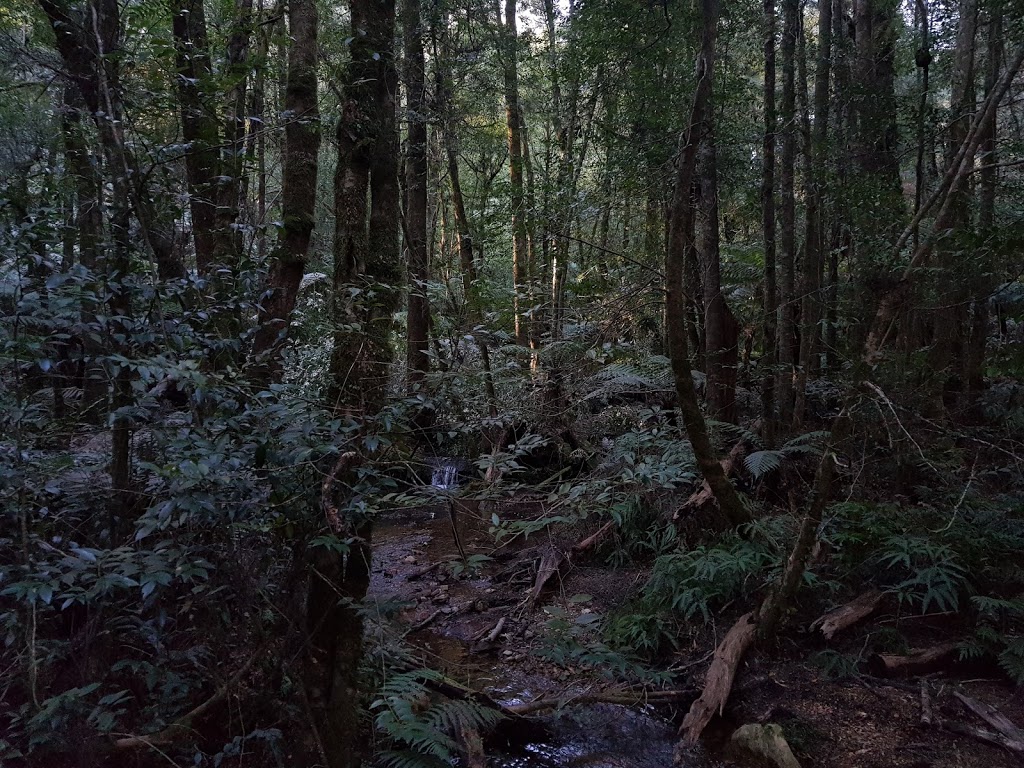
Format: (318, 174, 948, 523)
(727, 723, 801, 768)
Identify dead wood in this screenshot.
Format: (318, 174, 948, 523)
(868, 642, 959, 678)
(454, 720, 487, 768)
(920, 682, 1024, 754)
(506, 688, 696, 716)
(410, 608, 443, 632)
(406, 561, 442, 581)
(810, 589, 884, 639)
(954, 691, 1024, 745)
(679, 612, 758, 743)
(674, 442, 748, 521)
(525, 520, 615, 608)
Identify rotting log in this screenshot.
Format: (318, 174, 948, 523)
(810, 589, 884, 639)
(679, 612, 758, 742)
(868, 642, 959, 678)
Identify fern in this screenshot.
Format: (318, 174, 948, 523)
(743, 431, 828, 481)
(371, 671, 503, 765)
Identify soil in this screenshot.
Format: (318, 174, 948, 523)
(368, 494, 1024, 768)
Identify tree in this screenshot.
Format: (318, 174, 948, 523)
(665, 0, 750, 530)
(251, 0, 321, 374)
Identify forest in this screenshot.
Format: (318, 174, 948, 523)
(2, 0, 1024, 764)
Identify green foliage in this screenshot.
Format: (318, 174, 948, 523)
(643, 517, 792, 625)
(742, 431, 829, 481)
(371, 670, 504, 768)
(877, 535, 969, 614)
(538, 604, 673, 684)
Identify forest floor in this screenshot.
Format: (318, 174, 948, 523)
(368, 496, 1024, 768)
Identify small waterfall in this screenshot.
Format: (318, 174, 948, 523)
(428, 457, 472, 491)
(431, 462, 460, 490)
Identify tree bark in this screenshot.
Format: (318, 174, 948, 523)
(794, 0, 832, 427)
(760, 0, 778, 442)
(317, 2, 399, 766)
(404, 0, 430, 390)
(501, 0, 530, 347)
(250, 0, 321, 375)
(776, 0, 797, 425)
(665, 0, 750, 530)
(697, 124, 738, 423)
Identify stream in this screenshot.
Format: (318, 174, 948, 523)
(368, 459, 725, 768)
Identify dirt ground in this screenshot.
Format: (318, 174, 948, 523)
(368, 497, 1024, 768)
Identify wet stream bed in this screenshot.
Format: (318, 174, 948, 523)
(367, 492, 1024, 768)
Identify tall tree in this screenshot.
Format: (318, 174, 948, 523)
(697, 81, 739, 423)
(761, 0, 778, 441)
(793, 0, 833, 427)
(315, 0, 400, 764)
(776, 0, 798, 424)
(665, 0, 750, 530)
(250, 0, 321, 372)
(404, 0, 430, 390)
(500, 0, 530, 347)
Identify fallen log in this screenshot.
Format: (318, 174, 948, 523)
(809, 589, 884, 640)
(679, 612, 758, 742)
(868, 642, 959, 678)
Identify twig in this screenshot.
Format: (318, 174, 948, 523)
(410, 608, 443, 632)
(485, 617, 506, 644)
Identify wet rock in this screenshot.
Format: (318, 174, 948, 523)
(727, 723, 801, 768)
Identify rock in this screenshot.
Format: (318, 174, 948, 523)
(727, 723, 801, 768)
(402, 555, 417, 564)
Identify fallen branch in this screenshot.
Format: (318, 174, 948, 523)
(410, 608, 443, 632)
(679, 612, 758, 742)
(954, 691, 1024, 745)
(920, 682, 1024, 754)
(525, 520, 616, 608)
(407, 561, 442, 581)
(810, 589, 884, 640)
(507, 688, 696, 716)
(868, 642, 958, 678)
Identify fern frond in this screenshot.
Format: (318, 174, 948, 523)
(744, 450, 783, 479)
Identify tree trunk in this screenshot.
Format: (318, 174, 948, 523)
(760, 0, 778, 442)
(404, 0, 430, 390)
(170, 0, 222, 275)
(794, 0, 832, 428)
(665, 0, 750, 530)
(320, 0, 399, 763)
(850, 0, 904, 347)
(927, 0, 975, 409)
(250, 0, 321, 375)
(965, 9, 1001, 399)
(776, 0, 797, 425)
(698, 128, 738, 423)
(501, 0, 530, 347)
